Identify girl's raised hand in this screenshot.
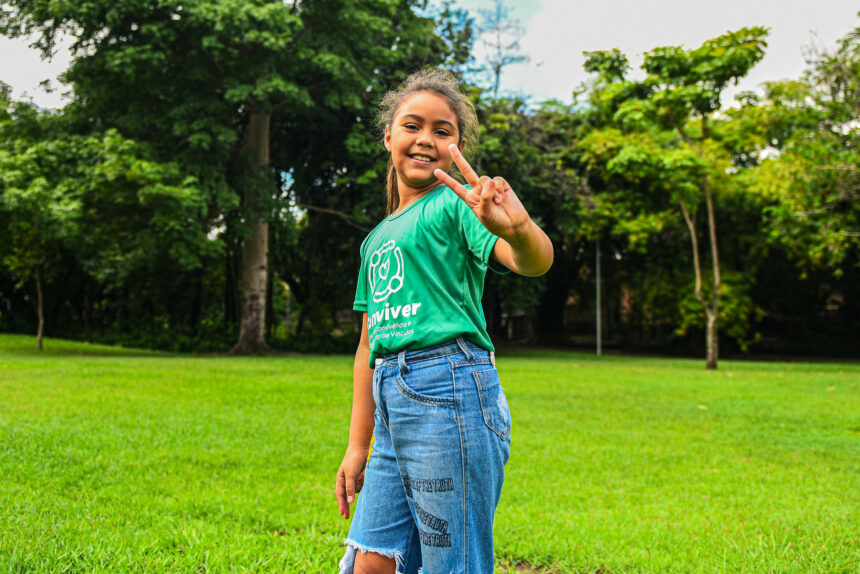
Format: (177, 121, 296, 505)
(434, 144, 531, 242)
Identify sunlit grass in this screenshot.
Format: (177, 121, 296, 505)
(0, 334, 857, 572)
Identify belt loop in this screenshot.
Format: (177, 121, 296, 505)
(397, 350, 410, 374)
(455, 336, 474, 361)
(490, 351, 496, 367)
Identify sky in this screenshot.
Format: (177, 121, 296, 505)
(1, 0, 858, 109)
(461, 0, 859, 105)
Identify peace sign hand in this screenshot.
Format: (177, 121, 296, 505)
(434, 144, 531, 243)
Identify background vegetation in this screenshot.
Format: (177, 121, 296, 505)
(0, 1, 857, 364)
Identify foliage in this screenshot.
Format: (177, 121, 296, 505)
(0, 90, 215, 345)
(576, 28, 771, 362)
(0, 0, 470, 348)
(0, 86, 80, 290)
(0, 7, 858, 356)
(739, 20, 860, 276)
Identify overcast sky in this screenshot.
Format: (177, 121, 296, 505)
(462, 0, 859, 105)
(1, 0, 858, 109)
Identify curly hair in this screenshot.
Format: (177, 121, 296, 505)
(377, 68, 479, 215)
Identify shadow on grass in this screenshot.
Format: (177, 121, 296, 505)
(0, 334, 168, 358)
(1, 347, 171, 358)
(0, 335, 300, 360)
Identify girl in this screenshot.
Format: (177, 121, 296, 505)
(336, 68, 553, 574)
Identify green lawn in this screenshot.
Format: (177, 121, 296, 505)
(0, 333, 857, 573)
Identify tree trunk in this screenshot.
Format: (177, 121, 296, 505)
(35, 264, 44, 351)
(703, 175, 720, 370)
(678, 194, 718, 370)
(266, 258, 275, 341)
(705, 310, 718, 370)
(674, 116, 723, 369)
(225, 231, 240, 329)
(230, 111, 273, 355)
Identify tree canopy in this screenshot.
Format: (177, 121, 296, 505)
(1, 5, 857, 362)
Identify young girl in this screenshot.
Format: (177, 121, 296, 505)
(336, 68, 553, 574)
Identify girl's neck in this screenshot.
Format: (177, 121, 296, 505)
(395, 180, 443, 214)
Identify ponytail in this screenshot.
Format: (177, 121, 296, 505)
(385, 159, 399, 215)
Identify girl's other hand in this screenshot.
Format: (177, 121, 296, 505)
(434, 144, 531, 244)
(336, 446, 369, 519)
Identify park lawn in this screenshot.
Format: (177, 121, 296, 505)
(0, 333, 857, 573)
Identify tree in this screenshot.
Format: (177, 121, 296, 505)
(0, 83, 209, 349)
(746, 19, 860, 275)
(266, 2, 478, 346)
(473, 95, 584, 342)
(0, 87, 78, 349)
(1, 0, 449, 354)
(579, 28, 769, 369)
(476, 0, 529, 97)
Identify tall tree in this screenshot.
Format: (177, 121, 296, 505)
(476, 0, 528, 96)
(0, 87, 77, 350)
(579, 28, 769, 369)
(747, 19, 859, 275)
(1, 0, 444, 353)
(0, 83, 209, 349)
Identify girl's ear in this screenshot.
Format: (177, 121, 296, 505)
(458, 139, 466, 153)
(384, 126, 392, 152)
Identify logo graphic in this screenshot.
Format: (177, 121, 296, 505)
(369, 240, 405, 302)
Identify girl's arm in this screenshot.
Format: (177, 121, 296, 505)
(336, 314, 375, 519)
(491, 219, 553, 277)
(435, 144, 553, 277)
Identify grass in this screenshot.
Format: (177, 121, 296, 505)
(0, 333, 857, 573)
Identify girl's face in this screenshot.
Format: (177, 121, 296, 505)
(385, 91, 465, 193)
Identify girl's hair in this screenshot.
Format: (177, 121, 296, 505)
(377, 68, 479, 215)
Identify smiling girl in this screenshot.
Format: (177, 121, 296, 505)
(336, 68, 553, 574)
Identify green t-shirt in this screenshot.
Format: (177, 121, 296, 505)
(354, 184, 507, 367)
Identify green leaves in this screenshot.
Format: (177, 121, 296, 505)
(583, 49, 630, 83)
(577, 28, 776, 362)
(0, 97, 218, 302)
(731, 21, 860, 277)
(641, 27, 769, 119)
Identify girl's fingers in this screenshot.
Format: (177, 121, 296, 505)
(434, 169, 473, 202)
(345, 473, 355, 504)
(481, 179, 497, 210)
(336, 466, 356, 519)
(492, 177, 508, 205)
(448, 144, 481, 187)
(336, 470, 347, 517)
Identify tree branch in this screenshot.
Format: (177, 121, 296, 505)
(677, 193, 705, 308)
(295, 203, 370, 232)
(795, 186, 858, 216)
(703, 175, 720, 315)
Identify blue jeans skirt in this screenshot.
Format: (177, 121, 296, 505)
(339, 337, 512, 574)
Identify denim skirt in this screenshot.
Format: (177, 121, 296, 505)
(339, 337, 512, 574)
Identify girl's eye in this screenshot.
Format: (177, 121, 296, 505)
(435, 130, 451, 137)
(404, 123, 419, 131)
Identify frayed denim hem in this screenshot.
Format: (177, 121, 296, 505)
(339, 538, 405, 574)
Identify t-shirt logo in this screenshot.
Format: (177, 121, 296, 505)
(369, 240, 405, 302)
